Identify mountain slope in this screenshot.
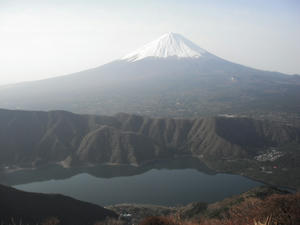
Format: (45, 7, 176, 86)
(0, 109, 299, 167)
(0, 33, 299, 119)
(0, 184, 117, 225)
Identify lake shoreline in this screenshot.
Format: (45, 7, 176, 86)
(1, 155, 298, 192)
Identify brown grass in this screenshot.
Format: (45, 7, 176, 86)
(94, 218, 126, 225)
(139, 193, 300, 225)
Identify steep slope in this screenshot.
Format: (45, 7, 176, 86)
(75, 125, 165, 165)
(0, 184, 117, 225)
(0, 109, 118, 166)
(0, 33, 299, 119)
(115, 114, 245, 158)
(115, 114, 300, 159)
(0, 109, 299, 168)
(214, 117, 300, 148)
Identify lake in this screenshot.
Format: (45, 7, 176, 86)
(9, 158, 263, 206)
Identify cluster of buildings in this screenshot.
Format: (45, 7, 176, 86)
(254, 148, 285, 162)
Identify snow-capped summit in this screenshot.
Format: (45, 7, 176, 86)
(122, 32, 208, 62)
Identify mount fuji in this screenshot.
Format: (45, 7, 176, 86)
(0, 33, 299, 119)
(122, 32, 208, 61)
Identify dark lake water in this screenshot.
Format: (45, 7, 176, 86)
(8, 158, 263, 206)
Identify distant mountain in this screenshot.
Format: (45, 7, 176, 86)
(1, 109, 299, 188)
(0, 33, 299, 119)
(0, 184, 117, 225)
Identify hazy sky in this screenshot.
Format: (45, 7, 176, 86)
(0, 0, 299, 85)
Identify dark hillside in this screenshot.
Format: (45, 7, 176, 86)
(0, 184, 117, 225)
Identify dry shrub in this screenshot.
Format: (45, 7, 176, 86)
(41, 217, 60, 225)
(226, 193, 300, 225)
(253, 216, 272, 225)
(139, 216, 201, 225)
(94, 218, 126, 225)
(140, 193, 300, 225)
(139, 216, 179, 225)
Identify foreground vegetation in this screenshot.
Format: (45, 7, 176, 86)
(109, 187, 300, 225)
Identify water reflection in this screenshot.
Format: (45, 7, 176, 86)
(0, 157, 214, 186)
(1, 157, 263, 206)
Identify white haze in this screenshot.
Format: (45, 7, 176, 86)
(0, 0, 300, 85)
